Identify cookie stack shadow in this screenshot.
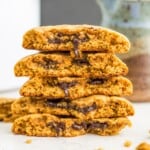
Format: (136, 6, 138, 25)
(12, 25, 134, 137)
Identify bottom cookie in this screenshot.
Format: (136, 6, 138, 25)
(12, 114, 131, 137)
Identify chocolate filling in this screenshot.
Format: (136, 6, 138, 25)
(48, 33, 89, 58)
(45, 99, 67, 108)
(72, 122, 87, 130)
(72, 121, 108, 130)
(72, 58, 90, 66)
(87, 78, 106, 85)
(55, 115, 75, 118)
(33, 57, 58, 69)
(48, 38, 61, 44)
(72, 38, 80, 58)
(87, 122, 108, 130)
(46, 80, 77, 97)
(47, 122, 65, 136)
(76, 102, 97, 114)
(47, 121, 108, 134)
(58, 81, 77, 97)
(45, 100, 97, 114)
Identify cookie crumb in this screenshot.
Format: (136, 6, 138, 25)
(124, 140, 132, 147)
(96, 147, 104, 150)
(25, 139, 32, 144)
(136, 142, 150, 150)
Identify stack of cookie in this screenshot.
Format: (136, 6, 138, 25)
(12, 25, 134, 137)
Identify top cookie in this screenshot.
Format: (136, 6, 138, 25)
(22, 25, 130, 57)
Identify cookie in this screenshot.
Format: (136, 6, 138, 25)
(0, 114, 6, 121)
(12, 114, 131, 136)
(11, 95, 134, 119)
(22, 25, 130, 58)
(0, 97, 15, 121)
(2, 114, 20, 122)
(20, 76, 133, 99)
(136, 142, 150, 150)
(14, 52, 128, 78)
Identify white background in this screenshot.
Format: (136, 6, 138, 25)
(0, 0, 40, 91)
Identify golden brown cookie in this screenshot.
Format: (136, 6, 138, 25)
(20, 76, 133, 99)
(0, 97, 15, 121)
(11, 95, 134, 119)
(12, 114, 131, 137)
(14, 52, 128, 78)
(22, 25, 130, 58)
(3, 114, 20, 122)
(136, 142, 150, 150)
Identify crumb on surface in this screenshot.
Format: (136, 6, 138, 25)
(136, 142, 150, 150)
(96, 147, 104, 150)
(124, 140, 132, 147)
(25, 139, 32, 144)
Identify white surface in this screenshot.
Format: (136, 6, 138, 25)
(0, 91, 150, 150)
(0, 0, 40, 91)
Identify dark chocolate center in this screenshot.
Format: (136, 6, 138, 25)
(77, 102, 97, 114)
(87, 78, 106, 85)
(46, 99, 66, 107)
(72, 58, 90, 66)
(33, 57, 58, 69)
(72, 122, 87, 130)
(46, 80, 77, 97)
(45, 100, 97, 114)
(48, 33, 89, 58)
(47, 122, 65, 136)
(58, 81, 77, 97)
(47, 121, 108, 134)
(72, 38, 79, 58)
(87, 122, 108, 130)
